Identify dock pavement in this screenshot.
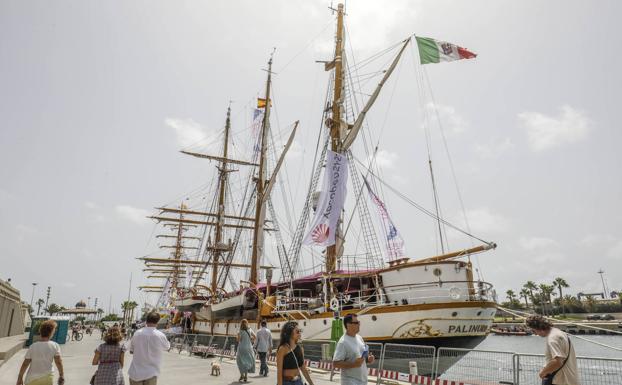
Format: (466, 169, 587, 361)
(0, 333, 339, 385)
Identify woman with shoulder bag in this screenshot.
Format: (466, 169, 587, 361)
(236, 319, 256, 382)
(277, 321, 314, 385)
(91, 326, 126, 385)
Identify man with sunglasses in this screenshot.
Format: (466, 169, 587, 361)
(333, 314, 374, 385)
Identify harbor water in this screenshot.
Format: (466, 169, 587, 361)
(477, 334, 622, 357)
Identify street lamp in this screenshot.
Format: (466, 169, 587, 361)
(30, 283, 38, 310)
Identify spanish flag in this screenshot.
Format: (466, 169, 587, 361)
(257, 98, 272, 108)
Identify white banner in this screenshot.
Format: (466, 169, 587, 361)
(303, 150, 348, 246)
(158, 278, 171, 309)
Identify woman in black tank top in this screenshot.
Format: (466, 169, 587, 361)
(276, 321, 315, 385)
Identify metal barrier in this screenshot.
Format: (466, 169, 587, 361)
(515, 353, 622, 385)
(435, 347, 515, 385)
(380, 343, 435, 381)
(161, 332, 622, 385)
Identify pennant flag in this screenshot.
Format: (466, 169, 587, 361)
(257, 98, 272, 108)
(415, 36, 476, 65)
(303, 150, 349, 247)
(363, 176, 405, 259)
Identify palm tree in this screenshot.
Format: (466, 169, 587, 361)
(121, 301, 139, 325)
(519, 288, 531, 309)
(523, 281, 538, 304)
(36, 298, 45, 316)
(539, 284, 556, 315)
(97, 308, 104, 321)
(553, 277, 569, 315)
(584, 295, 597, 313)
(45, 303, 61, 316)
(506, 289, 517, 303)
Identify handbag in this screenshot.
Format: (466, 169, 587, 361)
(542, 336, 571, 385)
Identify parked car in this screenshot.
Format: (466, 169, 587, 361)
(587, 314, 601, 320)
(600, 314, 615, 321)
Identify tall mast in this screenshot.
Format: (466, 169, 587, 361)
(250, 55, 274, 284)
(326, 3, 345, 273)
(171, 204, 185, 292)
(210, 106, 232, 293)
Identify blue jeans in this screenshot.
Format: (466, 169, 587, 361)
(258, 352, 268, 375)
(282, 378, 302, 385)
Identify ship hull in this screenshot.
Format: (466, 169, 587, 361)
(192, 301, 495, 344)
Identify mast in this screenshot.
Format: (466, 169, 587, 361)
(326, 3, 345, 273)
(250, 55, 274, 285)
(171, 204, 185, 293)
(210, 106, 232, 293)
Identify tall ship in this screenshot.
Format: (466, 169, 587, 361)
(140, 3, 497, 350)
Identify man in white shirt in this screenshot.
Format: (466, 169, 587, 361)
(255, 320, 273, 376)
(128, 312, 171, 385)
(333, 314, 375, 385)
(526, 315, 580, 385)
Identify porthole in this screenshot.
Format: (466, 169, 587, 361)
(372, 315, 377, 321)
(451, 312, 458, 317)
(477, 311, 482, 316)
(323, 319, 327, 325)
(433, 268, 442, 277)
(277, 324, 280, 328)
(304, 321, 307, 326)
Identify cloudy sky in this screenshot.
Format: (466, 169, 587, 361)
(1, 0, 621, 312)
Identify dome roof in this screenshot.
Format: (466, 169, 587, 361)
(75, 300, 86, 308)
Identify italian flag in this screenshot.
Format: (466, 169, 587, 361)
(415, 36, 477, 65)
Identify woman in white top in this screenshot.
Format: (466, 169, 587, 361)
(16, 320, 65, 385)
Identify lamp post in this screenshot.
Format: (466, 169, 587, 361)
(30, 283, 38, 311)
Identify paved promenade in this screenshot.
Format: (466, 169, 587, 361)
(0, 333, 336, 385)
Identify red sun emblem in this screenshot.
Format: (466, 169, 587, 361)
(311, 223, 330, 243)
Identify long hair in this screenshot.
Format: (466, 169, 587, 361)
(279, 321, 298, 346)
(240, 319, 249, 331)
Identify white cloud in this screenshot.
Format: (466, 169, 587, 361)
(518, 105, 590, 151)
(474, 138, 514, 159)
(368, 149, 398, 169)
(165, 118, 212, 148)
(424, 102, 467, 135)
(115, 205, 151, 225)
(458, 208, 508, 234)
(519, 236, 558, 251)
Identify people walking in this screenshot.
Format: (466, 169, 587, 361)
(525, 315, 580, 385)
(92, 326, 126, 385)
(332, 314, 375, 385)
(16, 320, 65, 385)
(255, 320, 273, 376)
(276, 321, 314, 385)
(128, 312, 170, 385)
(236, 319, 256, 382)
